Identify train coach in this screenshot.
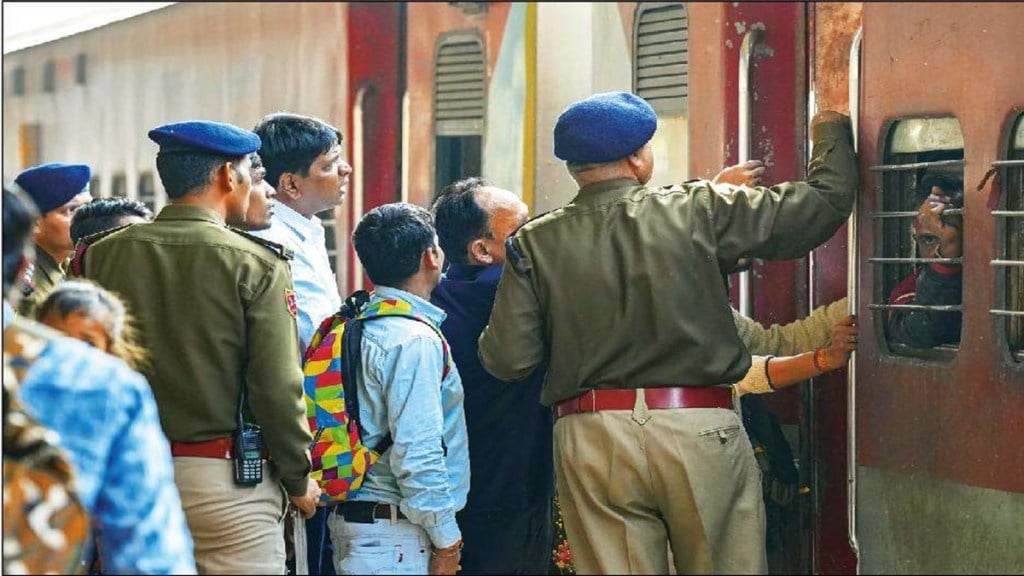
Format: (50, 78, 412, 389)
(3, 2, 1022, 573)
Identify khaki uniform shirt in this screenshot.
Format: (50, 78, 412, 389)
(17, 249, 64, 318)
(73, 204, 311, 495)
(479, 118, 857, 407)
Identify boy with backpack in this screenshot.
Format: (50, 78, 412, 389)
(313, 202, 468, 575)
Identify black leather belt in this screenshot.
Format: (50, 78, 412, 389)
(339, 501, 407, 524)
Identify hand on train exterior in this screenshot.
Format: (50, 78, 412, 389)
(713, 160, 766, 187)
(912, 193, 962, 259)
(289, 477, 322, 519)
(825, 314, 858, 369)
(810, 110, 850, 127)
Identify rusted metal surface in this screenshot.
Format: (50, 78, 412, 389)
(856, 3, 1024, 572)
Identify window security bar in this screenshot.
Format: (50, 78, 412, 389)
(990, 159, 1024, 168)
(869, 257, 962, 264)
(869, 303, 963, 312)
(868, 159, 965, 172)
(990, 309, 1024, 317)
(991, 211, 1024, 217)
(990, 260, 1024, 267)
(872, 209, 964, 218)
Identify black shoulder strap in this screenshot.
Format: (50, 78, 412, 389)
(69, 223, 133, 277)
(228, 227, 294, 261)
(340, 318, 395, 454)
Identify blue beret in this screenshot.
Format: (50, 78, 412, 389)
(554, 92, 658, 164)
(14, 163, 91, 214)
(148, 120, 260, 157)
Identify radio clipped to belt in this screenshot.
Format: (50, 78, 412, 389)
(233, 382, 264, 486)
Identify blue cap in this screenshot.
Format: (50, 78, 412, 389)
(554, 91, 658, 164)
(14, 163, 91, 214)
(148, 120, 261, 157)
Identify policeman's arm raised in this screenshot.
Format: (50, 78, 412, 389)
(478, 237, 546, 381)
(707, 112, 858, 268)
(242, 263, 313, 498)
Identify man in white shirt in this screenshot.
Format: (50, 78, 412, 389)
(253, 112, 352, 574)
(253, 112, 351, 352)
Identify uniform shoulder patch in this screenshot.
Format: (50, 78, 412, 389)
(69, 223, 133, 278)
(228, 227, 294, 261)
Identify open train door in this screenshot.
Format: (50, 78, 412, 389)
(851, 4, 1024, 573)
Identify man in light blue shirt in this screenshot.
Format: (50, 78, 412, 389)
(253, 112, 350, 352)
(331, 202, 469, 575)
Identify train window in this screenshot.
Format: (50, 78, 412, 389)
(75, 53, 87, 85)
(111, 173, 127, 198)
(870, 117, 965, 360)
(992, 114, 1024, 362)
(11, 66, 26, 96)
(42, 59, 56, 93)
(322, 218, 339, 275)
(433, 34, 485, 196)
(137, 172, 157, 212)
(633, 3, 688, 116)
(89, 177, 101, 198)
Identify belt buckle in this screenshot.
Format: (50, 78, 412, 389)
(579, 389, 598, 413)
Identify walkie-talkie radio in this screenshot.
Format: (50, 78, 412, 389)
(233, 383, 264, 486)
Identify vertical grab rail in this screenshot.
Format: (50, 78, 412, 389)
(352, 86, 368, 292)
(846, 25, 864, 570)
(738, 28, 762, 317)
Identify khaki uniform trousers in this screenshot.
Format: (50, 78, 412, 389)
(174, 458, 288, 575)
(553, 390, 766, 575)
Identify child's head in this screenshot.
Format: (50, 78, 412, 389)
(36, 280, 146, 370)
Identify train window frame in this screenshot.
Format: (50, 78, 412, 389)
(869, 116, 965, 361)
(136, 172, 157, 213)
(110, 173, 128, 199)
(432, 31, 486, 196)
(74, 53, 87, 85)
(11, 66, 26, 96)
(42, 59, 56, 93)
(633, 2, 689, 117)
(991, 113, 1024, 363)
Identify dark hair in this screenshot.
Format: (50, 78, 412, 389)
(70, 197, 153, 244)
(432, 177, 491, 265)
(353, 203, 437, 287)
(3, 185, 40, 296)
(253, 113, 341, 189)
(155, 151, 244, 199)
(249, 152, 263, 171)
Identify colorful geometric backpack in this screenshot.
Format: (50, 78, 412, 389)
(302, 290, 451, 504)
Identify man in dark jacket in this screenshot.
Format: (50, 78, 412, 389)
(430, 178, 551, 575)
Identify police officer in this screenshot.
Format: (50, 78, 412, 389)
(11, 162, 93, 317)
(479, 92, 857, 574)
(71, 121, 320, 574)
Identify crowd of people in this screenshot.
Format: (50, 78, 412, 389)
(2, 90, 963, 575)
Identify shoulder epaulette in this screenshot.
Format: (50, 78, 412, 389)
(228, 227, 294, 261)
(69, 223, 133, 278)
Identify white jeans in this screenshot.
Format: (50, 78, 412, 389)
(327, 506, 431, 575)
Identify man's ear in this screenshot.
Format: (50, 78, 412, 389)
(424, 246, 443, 272)
(277, 173, 302, 202)
(468, 238, 492, 266)
(214, 162, 237, 194)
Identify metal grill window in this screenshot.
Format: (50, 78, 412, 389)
(433, 35, 485, 137)
(992, 115, 1024, 362)
(43, 60, 56, 93)
(322, 219, 339, 275)
(137, 172, 157, 212)
(633, 3, 688, 116)
(870, 117, 965, 359)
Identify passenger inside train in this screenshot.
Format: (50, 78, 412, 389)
(885, 172, 964, 349)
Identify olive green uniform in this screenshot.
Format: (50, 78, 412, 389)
(479, 118, 856, 574)
(74, 204, 309, 574)
(17, 249, 64, 318)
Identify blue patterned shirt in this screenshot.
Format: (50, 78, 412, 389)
(18, 336, 196, 574)
(254, 202, 342, 352)
(350, 286, 470, 548)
